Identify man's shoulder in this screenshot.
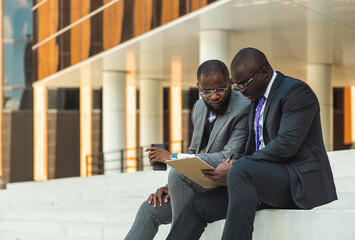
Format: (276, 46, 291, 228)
(191, 98, 207, 117)
(276, 73, 318, 104)
(278, 73, 310, 90)
(272, 73, 312, 98)
(193, 98, 206, 110)
(229, 89, 251, 113)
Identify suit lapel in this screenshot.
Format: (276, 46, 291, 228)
(263, 72, 284, 122)
(205, 90, 234, 152)
(196, 104, 208, 153)
(245, 103, 256, 154)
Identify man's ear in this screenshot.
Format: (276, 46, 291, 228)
(260, 66, 268, 79)
(196, 82, 199, 88)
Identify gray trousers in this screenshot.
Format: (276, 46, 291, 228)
(125, 169, 206, 240)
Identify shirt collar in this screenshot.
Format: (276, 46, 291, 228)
(263, 71, 277, 99)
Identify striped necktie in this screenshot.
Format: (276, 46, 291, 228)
(255, 96, 266, 150)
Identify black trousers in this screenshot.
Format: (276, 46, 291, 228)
(166, 158, 300, 240)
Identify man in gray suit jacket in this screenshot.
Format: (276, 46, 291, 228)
(166, 48, 338, 240)
(125, 60, 250, 240)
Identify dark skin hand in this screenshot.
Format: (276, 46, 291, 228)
(147, 184, 170, 208)
(145, 147, 172, 165)
(202, 159, 236, 184)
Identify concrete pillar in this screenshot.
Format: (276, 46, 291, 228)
(139, 78, 163, 168)
(102, 71, 126, 174)
(308, 64, 332, 150)
(139, 39, 164, 169)
(33, 85, 48, 181)
(80, 64, 92, 177)
(199, 29, 230, 65)
(307, 0, 333, 151)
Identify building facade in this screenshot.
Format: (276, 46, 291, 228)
(0, 0, 354, 184)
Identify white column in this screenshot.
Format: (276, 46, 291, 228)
(307, 0, 333, 151)
(308, 64, 332, 150)
(33, 85, 48, 181)
(139, 78, 163, 168)
(200, 29, 230, 65)
(103, 71, 126, 174)
(139, 39, 164, 169)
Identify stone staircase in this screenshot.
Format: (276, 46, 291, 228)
(0, 149, 353, 240)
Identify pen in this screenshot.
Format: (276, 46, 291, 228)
(226, 154, 234, 163)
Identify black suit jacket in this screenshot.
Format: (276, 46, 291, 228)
(244, 72, 337, 209)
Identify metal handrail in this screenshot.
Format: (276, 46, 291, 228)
(85, 140, 184, 176)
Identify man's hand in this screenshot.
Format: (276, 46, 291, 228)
(201, 159, 235, 184)
(145, 147, 171, 165)
(147, 185, 170, 208)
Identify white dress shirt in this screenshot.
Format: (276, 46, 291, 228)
(254, 71, 277, 150)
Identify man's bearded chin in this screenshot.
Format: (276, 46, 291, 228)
(203, 92, 230, 115)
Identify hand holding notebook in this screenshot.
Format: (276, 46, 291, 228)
(165, 157, 227, 188)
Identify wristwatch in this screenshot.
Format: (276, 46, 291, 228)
(170, 153, 178, 159)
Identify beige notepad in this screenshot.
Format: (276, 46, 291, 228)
(165, 157, 226, 189)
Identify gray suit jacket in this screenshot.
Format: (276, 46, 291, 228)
(244, 72, 337, 209)
(188, 90, 250, 168)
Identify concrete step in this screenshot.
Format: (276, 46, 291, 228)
(0, 209, 353, 240)
(5, 170, 170, 193)
(0, 220, 102, 239)
(315, 191, 355, 210)
(0, 189, 352, 212)
(0, 192, 352, 225)
(0, 231, 90, 240)
(4, 149, 355, 194)
(0, 149, 353, 240)
(328, 150, 355, 179)
(0, 208, 353, 240)
(111, 208, 355, 240)
(0, 189, 152, 202)
(0, 209, 132, 224)
(0, 172, 353, 203)
(0, 198, 145, 212)
(334, 175, 355, 192)
(253, 208, 355, 240)
(0, 220, 167, 240)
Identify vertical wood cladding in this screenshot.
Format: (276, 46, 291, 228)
(90, 0, 103, 56)
(121, 0, 135, 42)
(58, 1, 71, 69)
(37, 0, 59, 79)
(34, 0, 217, 81)
(103, 0, 124, 50)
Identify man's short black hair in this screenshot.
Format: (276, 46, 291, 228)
(230, 47, 268, 71)
(197, 60, 229, 83)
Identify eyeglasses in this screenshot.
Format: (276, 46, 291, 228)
(199, 83, 229, 97)
(232, 65, 265, 90)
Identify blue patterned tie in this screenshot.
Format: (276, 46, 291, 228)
(255, 96, 266, 151)
(208, 111, 217, 123)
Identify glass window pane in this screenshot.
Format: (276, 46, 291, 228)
(48, 88, 80, 110)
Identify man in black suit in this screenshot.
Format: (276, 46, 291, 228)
(166, 47, 337, 240)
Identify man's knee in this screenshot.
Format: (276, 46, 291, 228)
(186, 192, 223, 225)
(227, 160, 251, 185)
(136, 200, 156, 219)
(136, 199, 172, 225)
(184, 194, 204, 219)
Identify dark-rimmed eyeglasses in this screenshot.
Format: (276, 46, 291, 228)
(199, 83, 229, 97)
(232, 65, 265, 90)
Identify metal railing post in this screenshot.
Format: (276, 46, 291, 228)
(100, 153, 104, 174)
(140, 147, 144, 171)
(120, 150, 124, 173)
